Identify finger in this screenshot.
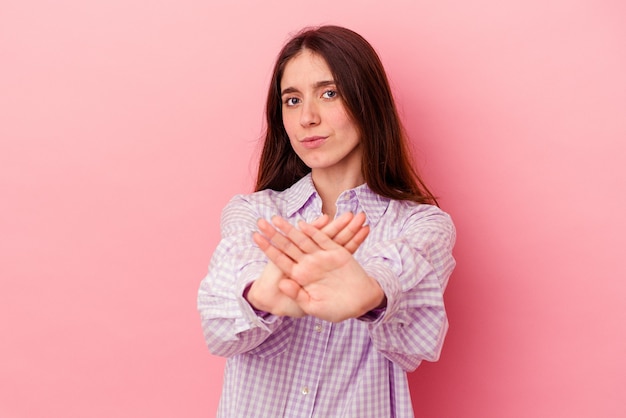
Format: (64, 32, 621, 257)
(257, 218, 304, 261)
(332, 212, 367, 246)
(310, 214, 330, 229)
(344, 225, 370, 254)
(319, 212, 353, 239)
(272, 216, 320, 254)
(253, 231, 296, 276)
(252, 230, 272, 251)
(298, 221, 339, 251)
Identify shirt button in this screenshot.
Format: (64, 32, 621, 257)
(301, 386, 310, 395)
(314, 323, 322, 332)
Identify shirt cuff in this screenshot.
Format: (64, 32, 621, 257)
(236, 262, 282, 328)
(242, 282, 272, 319)
(357, 306, 386, 323)
(362, 262, 401, 324)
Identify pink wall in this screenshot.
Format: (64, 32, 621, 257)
(1, 1, 624, 417)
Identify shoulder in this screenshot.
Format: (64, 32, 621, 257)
(388, 200, 452, 220)
(222, 174, 315, 223)
(216, 189, 287, 238)
(387, 200, 455, 240)
(226, 188, 284, 209)
(221, 188, 287, 224)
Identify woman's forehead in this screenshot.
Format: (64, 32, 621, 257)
(281, 50, 333, 88)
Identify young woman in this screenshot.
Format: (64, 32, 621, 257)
(198, 25, 456, 418)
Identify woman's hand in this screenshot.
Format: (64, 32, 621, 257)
(246, 213, 370, 318)
(253, 213, 385, 322)
(245, 260, 306, 317)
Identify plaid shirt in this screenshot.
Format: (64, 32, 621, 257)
(198, 174, 456, 417)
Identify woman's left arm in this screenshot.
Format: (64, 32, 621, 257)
(360, 207, 456, 371)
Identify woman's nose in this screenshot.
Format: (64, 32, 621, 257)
(300, 100, 321, 126)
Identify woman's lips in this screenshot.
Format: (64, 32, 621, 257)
(300, 136, 327, 149)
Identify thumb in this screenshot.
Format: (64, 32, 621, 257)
(278, 278, 303, 300)
(278, 279, 311, 310)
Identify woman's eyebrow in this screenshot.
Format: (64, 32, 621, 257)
(281, 80, 336, 96)
(315, 80, 336, 88)
(281, 86, 299, 96)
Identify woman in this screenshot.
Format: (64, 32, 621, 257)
(198, 25, 456, 417)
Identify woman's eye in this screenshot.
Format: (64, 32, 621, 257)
(284, 97, 300, 106)
(322, 90, 337, 99)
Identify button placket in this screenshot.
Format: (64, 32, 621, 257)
(336, 191, 358, 218)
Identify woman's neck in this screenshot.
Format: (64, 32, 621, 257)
(311, 169, 364, 218)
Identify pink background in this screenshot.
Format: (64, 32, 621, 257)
(1, 1, 625, 417)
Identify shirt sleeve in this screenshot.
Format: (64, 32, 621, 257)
(197, 195, 294, 358)
(360, 205, 456, 371)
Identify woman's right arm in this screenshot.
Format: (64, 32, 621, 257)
(197, 196, 292, 358)
(198, 196, 370, 358)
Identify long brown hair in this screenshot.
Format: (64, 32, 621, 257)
(255, 25, 438, 205)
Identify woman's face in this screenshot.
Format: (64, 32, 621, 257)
(280, 49, 362, 179)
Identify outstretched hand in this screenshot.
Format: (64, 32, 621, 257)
(245, 212, 367, 318)
(252, 212, 386, 322)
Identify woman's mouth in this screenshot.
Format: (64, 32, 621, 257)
(300, 136, 327, 149)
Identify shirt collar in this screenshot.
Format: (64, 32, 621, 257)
(350, 182, 390, 227)
(284, 174, 318, 217)
(284, 174, 390, 226)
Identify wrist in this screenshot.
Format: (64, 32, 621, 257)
(375, 294, 387, 310)
(244, 281, 272, 318)
(370, 277, 386, 309)
(243, 281, 261, 310)
(358, 287, 386, 322)
(359, 277, 386, 316)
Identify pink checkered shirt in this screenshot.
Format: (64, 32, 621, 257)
(198, 174, 456, 417)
